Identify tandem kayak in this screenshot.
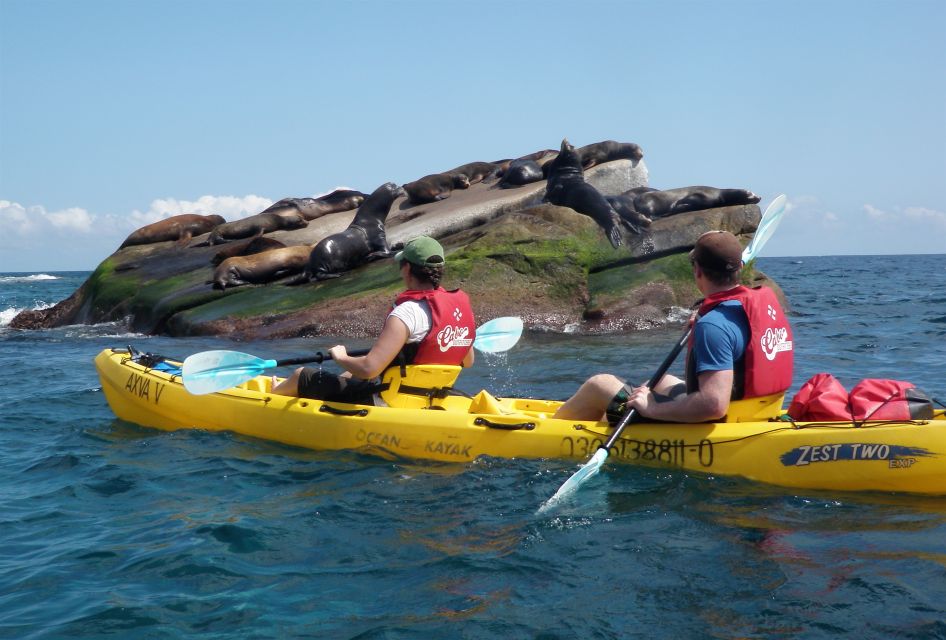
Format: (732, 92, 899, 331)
(95, 347, 946, 495)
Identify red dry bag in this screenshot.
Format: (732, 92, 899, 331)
(848, 379, 934, 421)
(787, 373, 851, 421)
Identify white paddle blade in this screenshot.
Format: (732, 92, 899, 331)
(537, 448, 609, 515)
(743, 194, 787, 263)
(473, 316, 524, 353)
(182, 350, 276, 395)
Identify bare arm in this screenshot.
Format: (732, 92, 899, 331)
(329, 315, 409, 379)
(628, 369, 733, 423)
(462, 346, 474, 368)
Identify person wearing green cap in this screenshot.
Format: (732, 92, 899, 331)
(554, 230, 794, 423)
(272, 235, 477, 404)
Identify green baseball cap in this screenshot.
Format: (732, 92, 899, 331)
(395, 236, 445, 266)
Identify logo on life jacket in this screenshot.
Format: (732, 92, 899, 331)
(436, 307, 473, 352)
(760, 327, 792, 361)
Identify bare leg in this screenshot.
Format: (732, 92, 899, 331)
(553, 373, 626, 421)
(271, 367, 303, 396)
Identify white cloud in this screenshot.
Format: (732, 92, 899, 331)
(862, 203, 946, 229)
(47, 207, 95, 233)
(0, 195, 279, 270)
(128, 194, 273, 228)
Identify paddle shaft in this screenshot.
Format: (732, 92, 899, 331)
(275, 348, 370, 367)
(602, 326, 692, 450)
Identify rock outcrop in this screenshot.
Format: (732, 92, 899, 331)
(12, 154, 782, 338)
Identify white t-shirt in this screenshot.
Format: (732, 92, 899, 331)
(388, 299, 431, 343)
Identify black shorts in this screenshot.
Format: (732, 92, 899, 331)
(605, 383, 687, 426)
(297, 367, 381, 405)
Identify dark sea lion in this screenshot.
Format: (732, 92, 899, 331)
(120, 213, 225, 248)
(604, 195, 652, 234)
(499, 159, 544, 188)
(633, 186, 761, 219)
(203, 210, 308, 245)
(304, 182, 405, 281)
(447, 161, 498, 185)
(403, 173, 470, 204)
(544, 138, 624, 248)
(264, 190, 367, 222)
(578, 140, 644, 169)
(622, 186, 658, 198)
(210, 245, 312, 290)
(210, 236, 287, 265)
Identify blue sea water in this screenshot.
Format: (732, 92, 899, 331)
(1, 255, 945, 639)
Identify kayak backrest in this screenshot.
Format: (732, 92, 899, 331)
(725, 392, 786, 422)
(380, 364, 463, 409)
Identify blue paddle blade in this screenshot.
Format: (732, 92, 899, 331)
(182, 350, 277, 395)
(536, 448, 610, 515)
(743, 194, 787, 263)
(473, 316, 523, 353)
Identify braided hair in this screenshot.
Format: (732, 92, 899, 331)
(408, 257, 444, 288)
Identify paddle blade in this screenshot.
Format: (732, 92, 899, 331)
(537, 448, 610, 514)
(743, 194, 787, 263)
(473, 316, 524, 353)
(182, 350, 277, 395)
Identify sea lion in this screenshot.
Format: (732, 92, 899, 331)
(446, 161, 498, 186)
(403, 172, 470, 204)
(633, 186, 761, 219)
(119, 213, 225, 248)
(263, 189, 367, 222)
(622, 186, 658, 198)
(578, 140, 644, 169)
(210, 236, 287, 265)
(604, 195, 652, 235)
(203, 210, 308, 245)
(210, 245, 312, 290)
(544, 138, 624, 248)
(499, 159, 545, 188)
(303, 182, 405, 281)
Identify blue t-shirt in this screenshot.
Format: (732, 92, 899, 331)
(692, 300, 749, 375)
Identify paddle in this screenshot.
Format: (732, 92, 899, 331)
(182, 316, 524, 395)
(538, 194, 788, 513)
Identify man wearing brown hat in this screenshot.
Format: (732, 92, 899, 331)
(554, 230, 793, 423)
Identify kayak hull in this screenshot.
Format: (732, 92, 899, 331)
(95, 348, 946, 495)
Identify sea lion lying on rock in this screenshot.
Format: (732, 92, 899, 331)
(201, 210, 308, 245)
(403, 172, 470, 204)
(301, 182, 405, 281)
(446, 161, 498, 186)
(499, 158, 545, 188)
(578, 140, 644, 169)
(544, 138, 624, 248)
(210, 245, 312, 290)
(633, 186, 761, 219)
(263, 189, 367, 222)
(120, 213, 226, 248)
(210, 236, 287, 265)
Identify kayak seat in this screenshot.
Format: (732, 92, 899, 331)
(725, 392, 786, 422)
(380, 364, 463, 409)
(237, 376, 270, 393)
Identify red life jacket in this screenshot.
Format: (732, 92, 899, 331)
(392, 287, 476, 365)
(687, 285, 794, 399)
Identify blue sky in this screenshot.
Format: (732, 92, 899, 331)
(1, 0, 944, 271)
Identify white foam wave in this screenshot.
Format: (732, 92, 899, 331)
(0, 307, 20, 326)
(666, 306, 692, 324)
(0, 274, 59, 282)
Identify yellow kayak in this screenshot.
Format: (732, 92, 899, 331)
(95, 347, 946, 495)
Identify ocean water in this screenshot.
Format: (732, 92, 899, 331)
(1, 255, 945, 639)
